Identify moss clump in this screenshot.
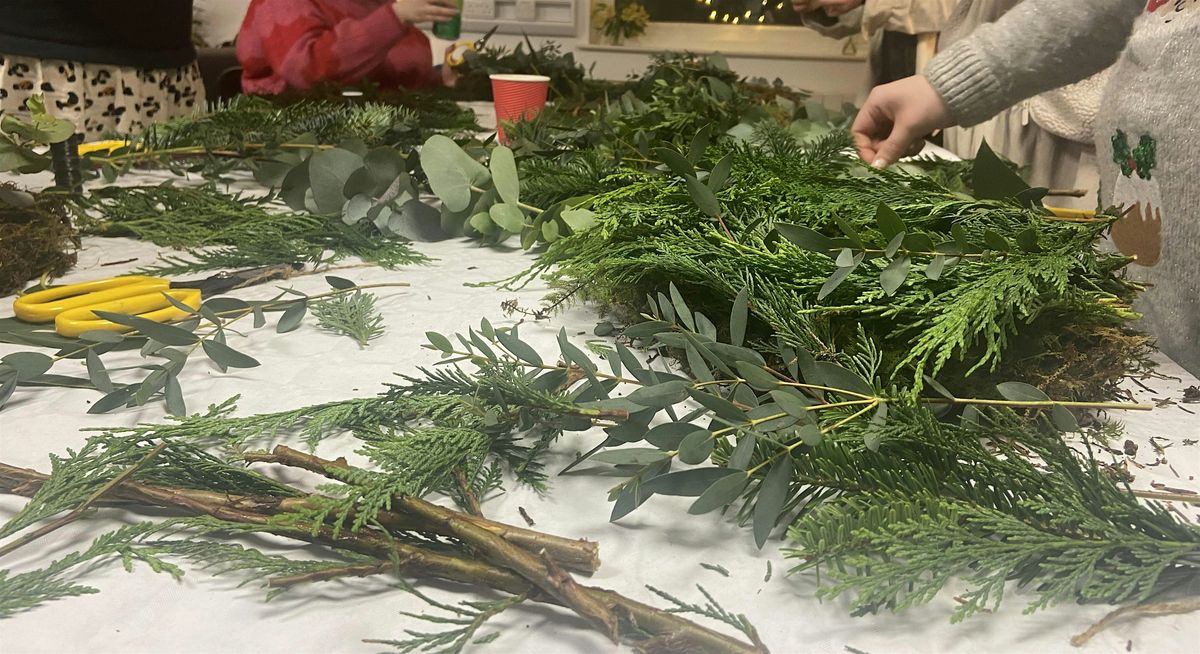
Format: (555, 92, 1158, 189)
(0, 185, 77, 296)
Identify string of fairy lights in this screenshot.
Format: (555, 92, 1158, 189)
(694, 0, 788, 24)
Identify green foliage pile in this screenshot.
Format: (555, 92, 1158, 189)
(419, 118, 1142, 399)
(449, 37, 591, 102)
(137, 93, 475, 153)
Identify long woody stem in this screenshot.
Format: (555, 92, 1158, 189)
(0, 461, 766, 654)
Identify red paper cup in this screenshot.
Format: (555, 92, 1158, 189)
(490, 74, 550, 144)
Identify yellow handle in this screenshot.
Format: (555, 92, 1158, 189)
(1046, 206, 1097, 220)
(446, 39, 476, 67)
(54, 289, 202, 338)
(13, 276, 167, 323)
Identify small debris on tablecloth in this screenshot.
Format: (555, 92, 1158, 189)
(518, 506, 536, 527)
(1124, 440, 1139, 456)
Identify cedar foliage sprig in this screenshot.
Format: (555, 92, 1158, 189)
(67, 184, 427, 275)
(310, 290, 386, 346)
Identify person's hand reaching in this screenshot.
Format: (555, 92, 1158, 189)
(851, 75, 954, 167)
(392, 0, 459, 24)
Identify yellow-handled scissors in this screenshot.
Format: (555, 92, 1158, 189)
(13, 265, 297, 338)
(445, 25, 499, 67)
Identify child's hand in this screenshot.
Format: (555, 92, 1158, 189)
(392, 0, 459, 24)
(852, 75, 953, 168)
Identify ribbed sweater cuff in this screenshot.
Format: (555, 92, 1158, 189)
(925, 41, 1006, 128)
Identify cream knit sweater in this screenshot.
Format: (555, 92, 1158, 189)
(925, 0, 1199, 374)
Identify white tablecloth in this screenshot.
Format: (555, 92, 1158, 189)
(1, 168, 1197, 654)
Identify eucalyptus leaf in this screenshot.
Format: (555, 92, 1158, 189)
(0, 375, 16, 409)
(776, 223, 835, 255)
(1, 352, 54, 380)
(685, 176, 721, 219)
(875, 203, 906, 240)
(495, 329, 542, 366)
(689, 472, 750, 515)
(489, 145, 520, 205)
(201, 340, 260, 369)
(646, 423, 702, 450)
(79, 330, 124, 344)
(88, 387, 134, 414)
(626, 381, 690, 409)
(770, 388, 815, 420)
(818, 259, 860, 300)
(85, 350, 113, 393)
(643, 467, 734, 497)
(690, 389, 745, 422)
(796, 423, 823, 447)
(1051, 405, 1080, 432)
(276, 301, 307, 334)
(880, 256, 911, 295)
(995, 381, 1050, 402)
(730, 287, 749, 347)
(653, 147, 694, 178)
(489, 203, 526, 233)
(307, 147, 364, 214)
(735, 361, 780, 391)
(925, 255, 947, 280)
(164, 374, 186, 416)
(678, 430, 715, 465)
(709, 152, 733, 191)
(592, 448, 669, 466)
(561, 208, 597, 232)
(809, 361, 874, 397)
(753, 456, 793, 548)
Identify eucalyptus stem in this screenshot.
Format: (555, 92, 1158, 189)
(469, 185, 545, 215)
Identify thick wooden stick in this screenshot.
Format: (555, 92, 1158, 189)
(0, 461, 768, 654)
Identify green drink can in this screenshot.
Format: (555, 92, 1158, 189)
(432, 0, 463, 40)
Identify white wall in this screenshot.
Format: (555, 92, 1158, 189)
(193, 0, 867, 101)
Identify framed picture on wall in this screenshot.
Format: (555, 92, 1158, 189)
(583, 0, 865, 60)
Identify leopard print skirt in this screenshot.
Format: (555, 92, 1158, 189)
(0, 54, 206, 138)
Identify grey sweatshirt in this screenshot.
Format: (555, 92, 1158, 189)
(923, 0, 1200, 375)
(925, 0, 1141, 127)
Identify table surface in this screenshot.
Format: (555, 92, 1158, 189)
(2, 161, 1198, 654)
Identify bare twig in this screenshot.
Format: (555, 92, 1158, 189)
(0, 443, 167, 560)
(1070, 598, 1200, 646)
(452, 468, 484, 517)
(243, 448, 600, 574)
(0, 460, 767, 654)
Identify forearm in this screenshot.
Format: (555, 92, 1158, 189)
(277, 5, 407, 89)
(799, 7, 864, 39)
(925, 0, 1141, 126)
